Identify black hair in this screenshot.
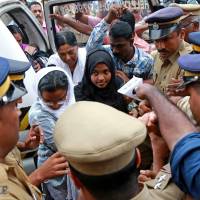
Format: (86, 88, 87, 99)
(70, 157, 140, 200)
(38, 70, 68, 94)
(55, 31, 77, 50)
(109, 21, 133, 40)
(28, 1, 41, 9)
(7, 25, 22, 35)
(119, 10, 135, 32)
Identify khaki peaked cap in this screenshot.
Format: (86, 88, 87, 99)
(54, 101, 147, 176)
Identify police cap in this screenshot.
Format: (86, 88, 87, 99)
(0, 57, 27, 105)
(188, 32, 200, 53)
(178, 54, 200, 87)
(5, 57, 31, 81)
(145, 7, 184, 40)
(54, 101, 147, 176)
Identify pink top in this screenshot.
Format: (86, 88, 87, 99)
(88, 16, 101, 28)
(42, 20, 60, 34)
(134, 33, 151, 53)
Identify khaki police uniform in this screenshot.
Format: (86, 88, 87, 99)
(0, 148, 42, 200)
(131, 164, 185, 200)
(54, 102, 187, 200)
(177, 96, 197, 125)
(6, 147, 23, 168)
(152, 41, 192, 92)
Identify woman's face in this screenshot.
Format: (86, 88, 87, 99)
(41, 88, 67, 110)
(13, 32, 23, 45)
(90, 63, 112, 89)
(58, 44, 78, 69)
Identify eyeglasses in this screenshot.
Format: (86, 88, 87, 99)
(42, 99, 66, 107)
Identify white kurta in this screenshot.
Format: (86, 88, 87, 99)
(47, 47, 86, 85)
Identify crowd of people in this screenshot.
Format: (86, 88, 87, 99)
(1, 0, 200, 200)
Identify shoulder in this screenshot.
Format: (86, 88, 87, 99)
(74, 83, 88, 101)
(142, 164, 185, 200)
(47, 53, 64, 67)
(78, 47, 87, 56)
(0, 164, 8, 182)
(135, 48, 153, 68)
(180, 41, 193, 55)
(136, 47, 153, 60)
(150, 50, 158, 59)
(29, 102, 55, 126)
(78, 47, 87, 63)
(48, 53, 58, 61)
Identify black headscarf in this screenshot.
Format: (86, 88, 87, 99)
(75, 48, 127, 113)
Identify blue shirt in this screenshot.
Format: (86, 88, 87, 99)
(86, 19, 153, 80)
(170, 132, 200, 199)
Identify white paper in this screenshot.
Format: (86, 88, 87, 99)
(117, 76, 143, 98)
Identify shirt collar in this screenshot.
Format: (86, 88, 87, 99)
(120, 46, 138, 65)
(168, 40, 190, 64)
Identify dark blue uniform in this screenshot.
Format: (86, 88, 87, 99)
(171, 54, 200, 199)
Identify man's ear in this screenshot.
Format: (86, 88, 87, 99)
(135, 148, 141, 168)
(193, 22, 199, 32)
(130, 36, 134, 46)
(69, 170, 83, 189)
(180, 28, 186, 40)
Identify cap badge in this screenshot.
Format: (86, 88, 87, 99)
(152, 22, 159, 30)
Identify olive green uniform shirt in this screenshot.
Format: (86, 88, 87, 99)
(0, 147, 42, 200)
(131, 164, 185, 200)
(152, 41, 192, 93)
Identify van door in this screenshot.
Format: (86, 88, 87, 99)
(0, 0, 50, 52)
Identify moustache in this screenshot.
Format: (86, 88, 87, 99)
(158, 49, 169, 53)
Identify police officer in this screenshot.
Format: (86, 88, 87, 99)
(0, 57, 42, 199)
(177, 54, 200, 124)
(134, 54, 200, 199)
(166, 32, 200, 118)
(3, 57, 69, 190)
(145, 7, 192, 92)
(54, 101, 185, 200)
(169, 3, 200, 42)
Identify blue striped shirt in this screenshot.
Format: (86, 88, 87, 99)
(86, 19, 153, 80)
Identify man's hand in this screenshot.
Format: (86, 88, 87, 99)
(135, 83, 154, 100)
(17, 125, 44, 151)
(29, 152, 68, 186)
(138, 100, 152, 116)
(104, 5, 125, 24)
(49, 13, 65, 22)
(138, 170, 156, 184)
(139, 112, 169, 172)
(166, 78, 188, 97)
(115, 70, 129, 83)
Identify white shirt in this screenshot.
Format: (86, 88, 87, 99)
(47, 47, 86, 85)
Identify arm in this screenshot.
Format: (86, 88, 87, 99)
(137, 84, 200, 199)
(86, 19, 109, 51)
(139, 112, 169, 173)
(50, 14, 92, 35)
(17, 125, 43, 151)
(136, 84, 197, 151)
(86, 5, 121, 51)
(75, 12, 89, 25)
(29, 152, 68, 186)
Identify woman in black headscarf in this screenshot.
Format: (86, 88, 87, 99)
(75, 48, 128, 113)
